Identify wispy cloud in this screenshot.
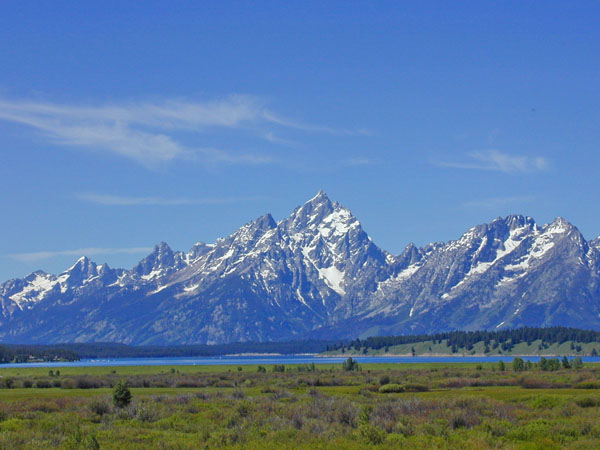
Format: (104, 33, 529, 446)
(262, 132, 298, 147)
(433, 150, 550, 174)
(8, 247, 153, 263)
(0, 96, 359, 167)
(261, 111, 371, 136)
(76, 193, 264, 206)
(461, 196, 536, 209)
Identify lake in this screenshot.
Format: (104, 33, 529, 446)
(2, 354, 600, 368)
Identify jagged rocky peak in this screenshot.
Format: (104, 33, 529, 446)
(542, 218, 588, 255)
(225, 213, 277, 246)
(448, 215, 535, 249)
(24, 269, 51, 282)
(484, 215, 537, 244)
(44, 256, 100, 289)
(97, 262, 111, 275)
(1, 270, 52, 298)
(65, 256, 98, 279)
(506, 214, 536, 228)
(284, 190, 361, 240)
(470, 215, 532, 238)
(146, 242, 175, 263)
(544, 216, 577, 235)
(287, 190, 336, 229)
(187, 241, 213, 261)
(253, 213, 277, 231)
(398, 243, 422, 266)
(497, 214, 537, 233)
(131, 242, 184, 279)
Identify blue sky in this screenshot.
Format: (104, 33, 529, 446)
(1, 1, 599, 280)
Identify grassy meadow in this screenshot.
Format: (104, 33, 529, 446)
(1, 361, 600, 449)
(323, 339, 600, 357)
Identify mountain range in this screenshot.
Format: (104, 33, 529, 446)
(1, 191, 599, 344)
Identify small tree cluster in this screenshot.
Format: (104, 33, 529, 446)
(342, 357, 361, 372)
(510, 356, 584, 372)
(512, 357, 525, 372)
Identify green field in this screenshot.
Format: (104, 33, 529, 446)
(1, 361, 600, 449)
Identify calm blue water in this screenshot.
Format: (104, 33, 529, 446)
(2, 354, 600, 368)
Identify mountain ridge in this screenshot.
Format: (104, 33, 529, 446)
(1, 191, 599, 344)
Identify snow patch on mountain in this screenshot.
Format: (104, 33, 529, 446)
(318, 265, 346, 295)
(8, 272, 57, 309)
(318, 208, 357, 238)
(396, 263, 421, 281)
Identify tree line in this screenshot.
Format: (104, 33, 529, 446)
(327, 326, 600, 353)
(0, 345, 79, 363)
(0, 340, 333, 363)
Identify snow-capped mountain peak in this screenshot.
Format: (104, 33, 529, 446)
(1, 194, 599, 345)
(286, 190, 336, 231)
(131, 242, 185, 281)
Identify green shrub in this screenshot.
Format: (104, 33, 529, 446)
(132, 402, 160, 422)
(75, 377, 101, 389)
(572, 357, 584, 369)
(359, 423, 385, 444)
(575, 397, 600, 408)
(576, 380, 600, 389)
(482, 419, 512, 437)
(235, 401, 252, 418)
(232, 389, 245, 399)
(378, 383, 405, 393)
(379, 375, 391, 385)
(358, 405, 372, 425)
(61, 379, 74, 389)
(519, 377, 553, 389)
(64, 429, 99, 450)
(531, 395, 561, 409)
(88, 398, 111, 416)
(83, 435, 100, 450)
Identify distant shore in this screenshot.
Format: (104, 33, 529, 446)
(223, 353, 316, 357)
(319, 353, 587, 358)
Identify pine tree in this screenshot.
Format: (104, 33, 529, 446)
(112, 381, 132, 408)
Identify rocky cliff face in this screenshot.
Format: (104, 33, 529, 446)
(1, 192, 599, 344)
